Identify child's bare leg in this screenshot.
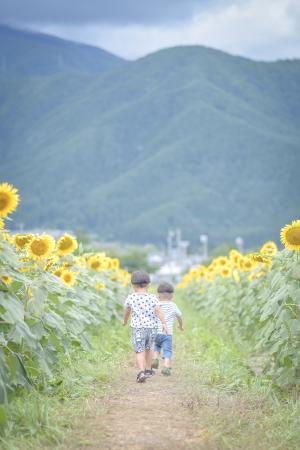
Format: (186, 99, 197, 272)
(145, 349, 153, 370)
(136, 351, 146, 371)
(153, 351, 160, 359)
(164, 358, 172, 367)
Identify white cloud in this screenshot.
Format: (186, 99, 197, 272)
(37, 0, 300, 60)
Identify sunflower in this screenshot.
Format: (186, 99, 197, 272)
(53, 266, 64, 278)
(73, 256, 86, 267)
(260, 241, 278, 256)
(0, 218, 4, 229)
(243, 256, 255, 271)
(27, 234, 55, 260)
(238, 256, 254, 272)
(0, 275, 12, 285)
(217, 256, 229, 266)
(61, 270, 76, 287)
(197, 266, 206, 277)
(56, 233, 78, 256)
(248, 271, 265, 282)
(0, 183, 20, 218)
(19, 266, 30, 273)
(205, 272, 215, 282)
(13, 233, 33, 251)
(96, 282, 106, 290)
(281, 220, 300, 251)
(45, 255, 59, 271)
(207, 264, 215, 273)
(88, 255, 102, 270)
(88, 254, 109, 271)
(189, 268, 198, 277)
(220, 266, 232, 278)
(229, 249, 242, 266)
(2, 232, 11, 242)
(110, 258, 120, 271)
(250, 253, 271, 264)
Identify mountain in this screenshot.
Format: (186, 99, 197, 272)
(0, 25, 125, 77)
(0, 28, 299, 246)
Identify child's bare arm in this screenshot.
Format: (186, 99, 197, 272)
(123, 307, 131, 326)
(155, 306, 169, 334)
(177, 315, 184, 331)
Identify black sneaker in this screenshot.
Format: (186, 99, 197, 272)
(145, 369, 155, 378)
(136, 371, 147, 383)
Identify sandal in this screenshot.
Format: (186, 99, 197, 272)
(136, 371, 147, 383)
(145, 369, 155, 378)
(161, 367, 171, 376)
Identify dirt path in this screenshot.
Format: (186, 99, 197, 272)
(62, 360, 212, 450)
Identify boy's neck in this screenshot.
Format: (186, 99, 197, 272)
(133, 286, 149, 294)
(159, 295, 173, 302)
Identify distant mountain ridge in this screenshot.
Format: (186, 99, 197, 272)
(0, 24, 126, 76)
(0, 26, 299, 246)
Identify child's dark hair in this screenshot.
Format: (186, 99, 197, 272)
(157, 281, 174, 294)
(131, 270, 150, 287)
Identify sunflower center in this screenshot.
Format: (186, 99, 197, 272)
(16, 236, 32, 248)
(31, 240, 48, 255)
(59, 238, 73, 250)
(0, 194, 9, 210)
(286, 227, 300, 245)
(91, 261, 101, 269)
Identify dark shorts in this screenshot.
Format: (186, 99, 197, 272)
(154, 333, 173, 358)
(131, 328, 157, 353)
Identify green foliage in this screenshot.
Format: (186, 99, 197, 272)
(181, 249, 300, 388)
(256, 251, 300, 386)
(0, 233, 129, 424)
(177, 302, 300, 450)
(0, 323, 130, 449)
(0, 32, 299, 245)
(118, 246, 159, 273)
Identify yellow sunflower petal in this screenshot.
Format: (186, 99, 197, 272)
(260, 241, 278, 256)
(0, 183, 20, 218)
(0, 275, 12, 285)
(27, 234, 55, 260)
(281, 220, 300, 251)
(61, 270, 76, 286)
(13, 233, 33, 251)
(56, 233, 78, 256)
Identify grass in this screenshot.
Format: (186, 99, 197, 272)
(176, 297, 300, 450)
(1, 297, 300, 450)
(0, 321, 131, 450)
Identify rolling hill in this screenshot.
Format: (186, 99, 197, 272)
(0, 27, 299, 246)
(0, 25, 125, 77)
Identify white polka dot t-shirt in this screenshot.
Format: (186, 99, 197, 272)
(124, 293, 159, 328)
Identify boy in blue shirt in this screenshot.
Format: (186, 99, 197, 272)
(152, 282, 183, 376)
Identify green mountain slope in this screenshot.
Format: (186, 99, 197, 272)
(0, 25, 125, 76)
(0, 33, 299, 246)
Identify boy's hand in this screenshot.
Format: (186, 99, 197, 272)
(162, 323, 169, 335)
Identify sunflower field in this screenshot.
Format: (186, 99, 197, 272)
(0, 183, 130, 423)
(178, 222, 300, 388)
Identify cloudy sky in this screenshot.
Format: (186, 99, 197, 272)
(1, 0, 300, 60)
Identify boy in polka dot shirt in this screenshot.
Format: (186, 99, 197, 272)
(123, 270, 168, 383)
